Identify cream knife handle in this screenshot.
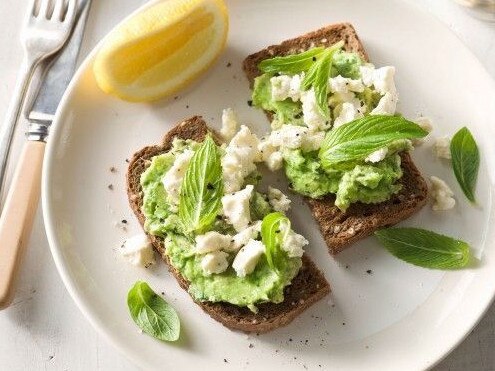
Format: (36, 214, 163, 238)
(0, 140, 45, 310)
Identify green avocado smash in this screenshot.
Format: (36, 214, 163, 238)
(284, 149, 404, 211)
(140, 140, 301, 309)
(252, 46, 407, 211)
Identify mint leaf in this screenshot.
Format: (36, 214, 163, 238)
(127, 281, 180, 341)
(319, 115, 428, 168)
(301, 49, 332, 118)
(261, 212, 291, 273)
(302, 41, 344, 118)
(179, 135, 223, 233)
(258, 47, 325, 74)
(375, 228, 471, 270)
(450, 127, 479, 202)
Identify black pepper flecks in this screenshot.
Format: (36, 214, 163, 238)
(223, 359, 228, 363)
(247, 100, 253, 107)
(207, 183, 214, 190)
(226, 62, 232, 67)
(366, 269, 373, 275)
(312, 56, 317, 61)
(108, 184, 114, 190)
(121, 219, 127, 224)
(248, 343, 254, 348)
(110, 166, 116, 173)
(125, 158, 130, 163)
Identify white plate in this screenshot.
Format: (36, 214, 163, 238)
(42, 0, 495, 370)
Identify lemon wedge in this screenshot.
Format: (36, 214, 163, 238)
(93, 0, 229, 102)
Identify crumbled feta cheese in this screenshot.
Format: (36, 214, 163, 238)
(162, 149, 194, 205)
(334, 102, 364, 128)
(268, 125, 324, 152)
(434, 137, 451, 159)
(270, 74, 303, 102)
(280, 224, 308, 258)
(289, 74, 303, 101)
(301, 89, 329, 131)
(359, 63, 376, 86)
(270, 75, 291, 101)
(329, 75, 364, 94)
(220, 108, 238, 141)
(370, 91, 398, 115)
(258, 139, 283, 171)
(365, 147, 389, 163)
(229, 221, 262, 252)
(371, 66, 397, 95)
(301, 130, 325, 152)
(430, 176, 456, 211)
(195, 231, 232, 254)
(266, 151, 284, 171)
(120, 234, 155, 267)
(222, 126, 261, 193)
(201, 251, 229, 275)
(360, 64, 397, 95)
(269, 124, 307, 149)
(222, 185, 253, 232)
(268, 186, 291, 212)
(232, 239, 265, 277)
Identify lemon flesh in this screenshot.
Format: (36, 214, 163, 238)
(93, 0, 229, 102)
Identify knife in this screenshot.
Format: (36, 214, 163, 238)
(0, 0, 93, 310)
(28, 0, 93, 124)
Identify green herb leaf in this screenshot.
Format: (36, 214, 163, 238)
(127, 281, 180, 341)
(258, 47, 325, 74)
(301, 41, 344, 118)
(261, 212, 291, 273)
(375, 228, 471, 270)
(179, 135, 223, 233)
(319, 115, 428, 168)
(450, 127, 480, 202)
(301, 50, 332, 118)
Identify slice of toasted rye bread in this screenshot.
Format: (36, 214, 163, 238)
(127, 116, 330, 333)
(242, 23, 429, 255)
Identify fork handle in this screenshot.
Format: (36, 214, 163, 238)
(0, 140, 45, 309)
(0, 57, 38, 198)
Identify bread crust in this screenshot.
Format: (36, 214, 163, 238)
(126, 116, 330, 333)
(242, 23, 429, 254)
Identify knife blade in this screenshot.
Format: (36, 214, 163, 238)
(28, 0, 93, 122)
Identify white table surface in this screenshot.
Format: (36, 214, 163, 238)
(0, 0, 494, 370)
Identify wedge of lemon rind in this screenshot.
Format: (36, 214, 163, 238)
(93, 0, 229, 102)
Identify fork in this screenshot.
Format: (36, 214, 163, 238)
(0, 0, 77, 200)
(0, 0, 77, 309)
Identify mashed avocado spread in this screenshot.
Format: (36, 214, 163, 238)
(251, 44, 408, 211)
(140, 139, 302, 309)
